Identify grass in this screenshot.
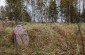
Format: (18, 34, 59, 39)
(0, 22, 85, 55)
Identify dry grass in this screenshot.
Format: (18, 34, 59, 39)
(0, 22, 85, 55)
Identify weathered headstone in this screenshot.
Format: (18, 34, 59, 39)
(13, 25, 29, 45)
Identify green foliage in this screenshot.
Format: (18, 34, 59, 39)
(36, 48, 49, 55)
(22, 9, 31, 22)
(48, 0, 58, 22)
(60, 0, 75, 8)
(6, 0, 21, 20)
(36, 0, 43, 9)
(6, 0, 31, 22)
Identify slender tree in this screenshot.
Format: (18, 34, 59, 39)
(48, 0, 58, 22)
(60, 0, 77, 23)
(81, 0, 85, 22)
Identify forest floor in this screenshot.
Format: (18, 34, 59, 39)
(0, 22, 85, 55)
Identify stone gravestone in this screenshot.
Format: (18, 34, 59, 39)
(13, 25, 29, 45)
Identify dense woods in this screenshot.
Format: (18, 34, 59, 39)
(0, 0, 85, 23)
